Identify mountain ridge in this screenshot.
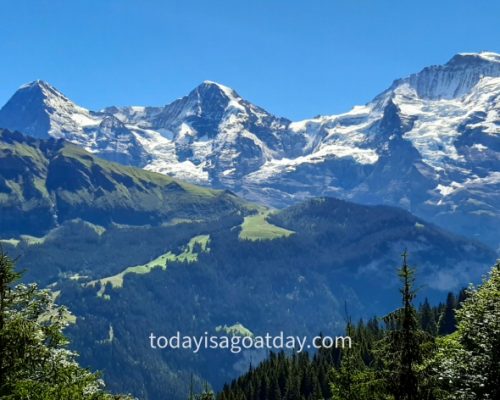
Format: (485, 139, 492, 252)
(0, 128, 251, 236)
(0, 52, 499, 248)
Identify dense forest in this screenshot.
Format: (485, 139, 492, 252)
(3, 197, 493, 399)
(216, 256, 500, 400)
(2, 245, 498, 399)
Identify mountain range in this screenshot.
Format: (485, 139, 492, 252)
(0, 52, 499, 248)
(0, 129, 496, 400)
(0, 52, 499, 399)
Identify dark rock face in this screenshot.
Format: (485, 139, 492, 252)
(0, 81, 52, 138)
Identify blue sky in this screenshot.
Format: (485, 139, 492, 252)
(0, 0, 499, 120)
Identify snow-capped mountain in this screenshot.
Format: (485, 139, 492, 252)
(0, 52, 499, 248)
(103, 80, 300, 184)
(0, 80, 148, 165)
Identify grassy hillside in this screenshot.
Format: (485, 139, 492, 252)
(239, 210, 294, 240)
(88, 234, 211, 297)
(0, 129, 252, 235)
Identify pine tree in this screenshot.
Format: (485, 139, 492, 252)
(330, 321, 357, 400)
(270, 376, 281, 400)
(0, 249, 130, 399)
(456, 288, 467, 305)
(382, 250, 423, 400)
(437, 292, 457, 335)
(419, 298, 437, 335)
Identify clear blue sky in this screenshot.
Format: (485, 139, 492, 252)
(0, 0, 499, 120)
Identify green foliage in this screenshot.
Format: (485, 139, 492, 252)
(433, 262, 500, 399)
(4, 206, 494, 400)
(378, 251, 426, 400)
(437, 293, 457, 335)
(219, 258, 500, 400)
(0, 249, 131, 399)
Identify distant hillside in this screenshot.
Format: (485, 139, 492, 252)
(0, 129, 251, 236)
(1, 203, 495, 399)
(272, 197, 477, 267)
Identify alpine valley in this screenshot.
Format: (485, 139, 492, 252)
(0, 52, 499, 400)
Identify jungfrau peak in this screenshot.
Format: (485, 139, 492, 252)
(0, 52, 498, 248)
(397, 51, 500, 99)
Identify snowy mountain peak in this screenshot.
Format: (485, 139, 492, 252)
(200, 80, 239, 96)
(19, 79, 61, 91)
(186, 80, 244, 113)
(16, 80, 76, 106)
(454, 51, 500, 64)
(390, 52, 500, 100)
(0, 80, 99, 139)
(20, 79, 56, 91)
(199, 80, 233, 90)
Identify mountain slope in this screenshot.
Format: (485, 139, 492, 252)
(0, 129, 250, 236)
(0, 53, 499, 247)
(0, 132, 496, 399)
(1, 196, 495, 400)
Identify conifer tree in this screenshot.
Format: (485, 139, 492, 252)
(382, 250, 423, 400)
(330, 320, 358, 400)
(0, 249, 130, 399)
(437, 293, 457, 335)
(419, 298, 437, 335)
(270, 376, 281, 400)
